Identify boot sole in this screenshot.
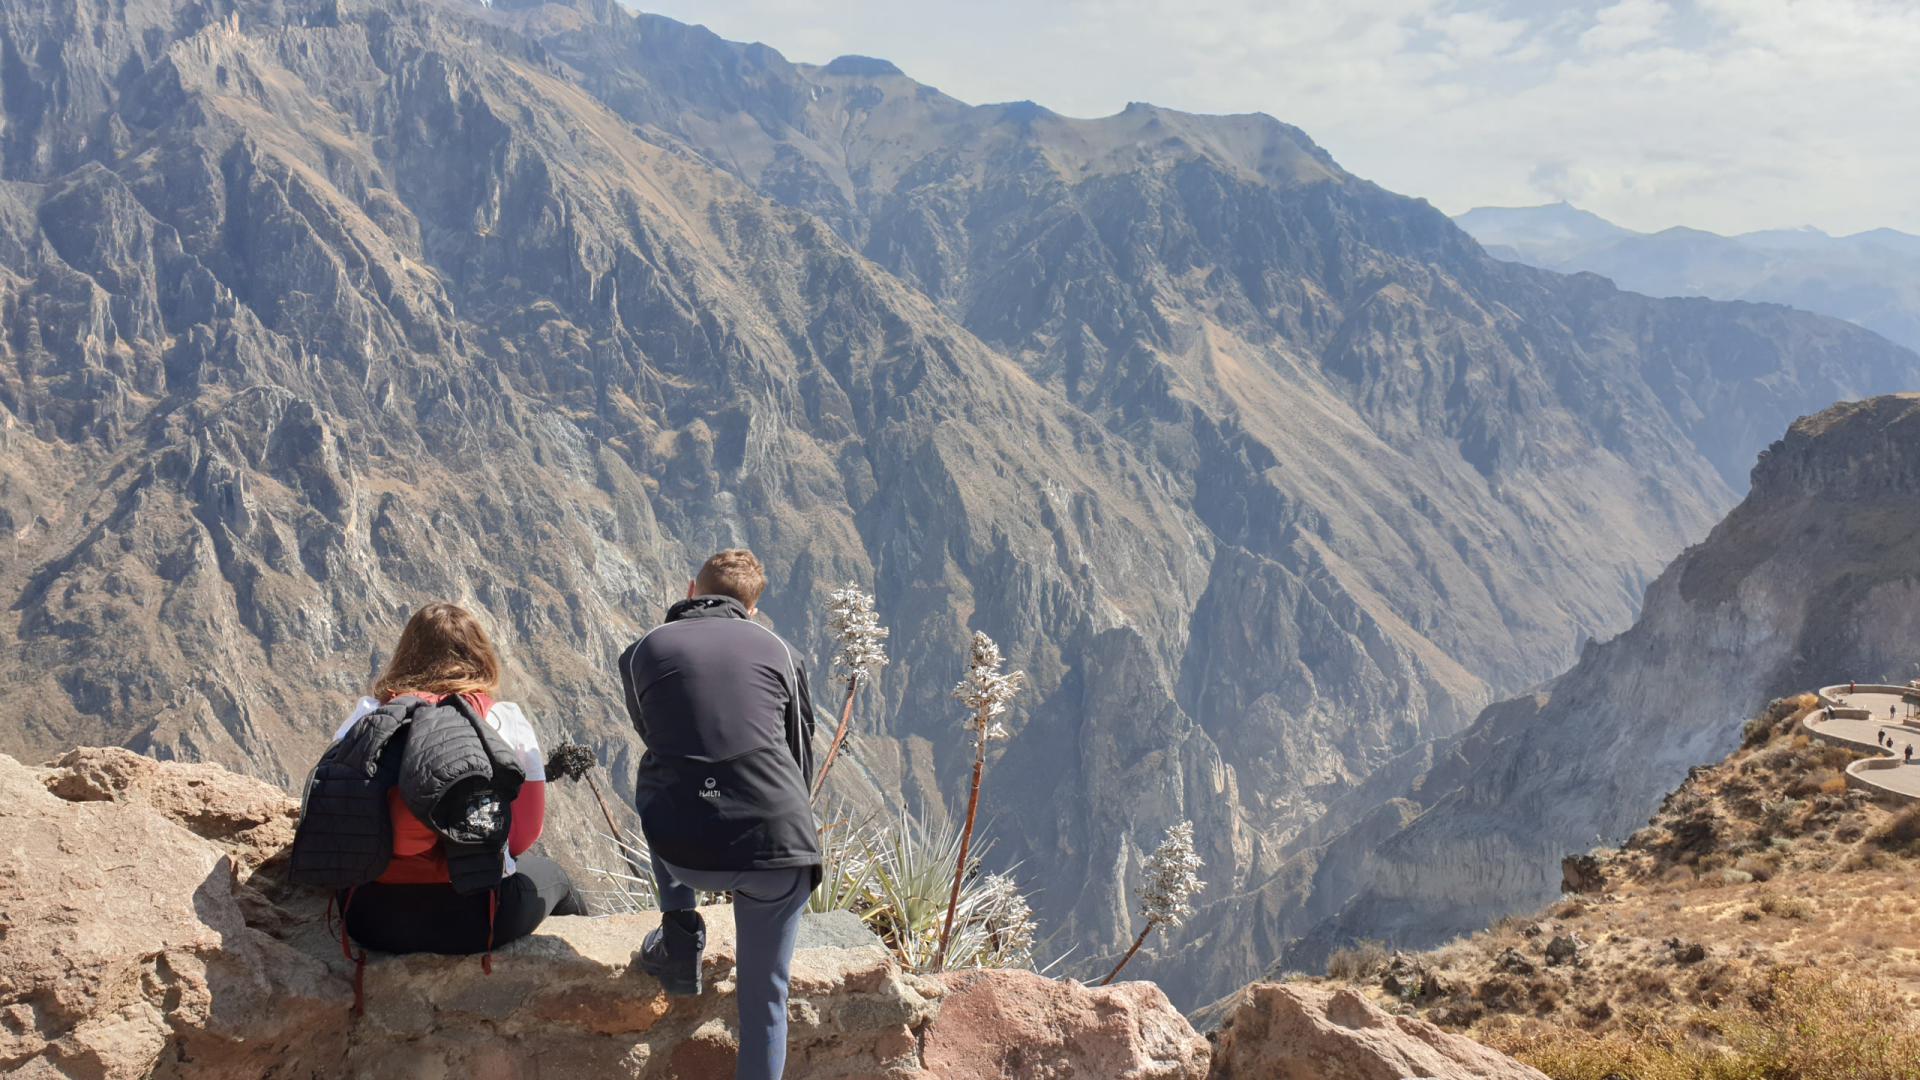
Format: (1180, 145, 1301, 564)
(642, 963, 702, 997)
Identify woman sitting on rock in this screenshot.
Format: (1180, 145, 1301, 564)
(309, 602, 585, 957)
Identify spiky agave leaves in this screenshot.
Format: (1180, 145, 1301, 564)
(850, 810, 1038, 972)
(938, 630, 1025, 970)
(1100, 820, 1207, 985)
(813, 583, 890, 799)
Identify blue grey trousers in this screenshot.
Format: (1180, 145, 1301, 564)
(652, 854, 813, 1080)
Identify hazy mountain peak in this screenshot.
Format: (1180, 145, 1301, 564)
(818, 54, 905, 77)
(1455, 202, 1920, 353)
(1452, 202, 1637, 263)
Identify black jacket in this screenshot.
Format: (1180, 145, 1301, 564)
(398, 694, 525, 894)
(290, 695, 523, 894)
(620, 595, 820, 881)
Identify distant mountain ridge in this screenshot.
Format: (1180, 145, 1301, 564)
(1456, 203, 1920, 354)
(0, 0, 1916, 1008)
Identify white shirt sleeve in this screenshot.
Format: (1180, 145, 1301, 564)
(332, 697, 381, 742)
(486, 701, 546, 782)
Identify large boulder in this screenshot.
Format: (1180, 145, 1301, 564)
(0, 749, 339, 1079)
(1208, 983, 1546, 1079)
(922, 969, 1210, 1079)
(0, 749, 1210, 1078)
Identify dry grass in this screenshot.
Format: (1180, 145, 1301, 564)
(1493, 968, 1920, 1080)
(1315, 693, 1920, 1058)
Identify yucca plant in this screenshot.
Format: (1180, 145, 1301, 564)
(584, 802, 1041, 972)
(812, 584, 890, 799)
(856, 808, 1037, 972)
(865, 808, 972, 969)
(581, 828, 660, 914)
(937, 630, 1024, 970)
(583, 829, 730, 913)
(807, 811, 883, 915)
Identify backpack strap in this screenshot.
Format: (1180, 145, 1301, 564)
(482, 887, 499, 976)
(326, 887, 369, 1018)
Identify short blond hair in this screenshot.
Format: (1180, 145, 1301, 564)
(696, 548, 766, 608)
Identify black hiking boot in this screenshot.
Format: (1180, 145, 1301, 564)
(639, 909, 705, 996)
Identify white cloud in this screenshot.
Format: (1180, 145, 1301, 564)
(1579, 0, 1673, 52)
(631, 0, 1920, 235)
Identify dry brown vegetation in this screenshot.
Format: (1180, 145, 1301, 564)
(1321, 693, 1920, 1079)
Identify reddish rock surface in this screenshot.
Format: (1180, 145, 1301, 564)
(922, 969, 1211, 1079)
(1208, 982, 1547, 1079)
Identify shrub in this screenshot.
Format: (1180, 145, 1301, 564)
(1872, 803, 1920, 851)
(1757, 893, 1814, 920)
(1789, 767, 1846, 798)
(1761, 797, 1805, 834)
(1326, 940, 1391, 981)
(1733, 853, 1777, 882)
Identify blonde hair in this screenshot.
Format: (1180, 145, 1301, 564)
(373, 603, 502, 699)
(695, 548, 767, 608)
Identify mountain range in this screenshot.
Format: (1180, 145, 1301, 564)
(1, 0, 1916, 1007)
(1456, 202, 1920, 355)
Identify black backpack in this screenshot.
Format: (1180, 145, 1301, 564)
(288, 699, 418, 889)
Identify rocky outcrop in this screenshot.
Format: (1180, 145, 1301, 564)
(922, 969, 1211, 1079)
(0, 747, 1560, 1079)
(1207, 983, 1547, 1079)
(0, 748, 337, 1079)
(0, 747, 1210, 1078)
(4, 0, 1917, 1011)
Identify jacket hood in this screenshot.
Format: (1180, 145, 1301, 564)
(666, 595, 751, 623)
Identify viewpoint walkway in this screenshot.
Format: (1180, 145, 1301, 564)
(1804, 685, 1920, 803)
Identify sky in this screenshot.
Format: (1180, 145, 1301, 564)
(633, 0, 1920, 236)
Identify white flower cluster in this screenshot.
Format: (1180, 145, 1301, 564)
(978, 872, 1038, 969)
(827, 583, 890, 685)
(951, 630, 1024, 743)
(1140, 821, 1205, 929)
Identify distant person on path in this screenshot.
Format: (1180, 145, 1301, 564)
(1907, 745, 1915, 765)
(619, 549, 820, 1080)
(292, 604, 583, 970)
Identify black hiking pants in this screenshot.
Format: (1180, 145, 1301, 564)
(342, 853, 586, 955)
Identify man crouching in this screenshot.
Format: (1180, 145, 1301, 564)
(618, 548, 820, 1080)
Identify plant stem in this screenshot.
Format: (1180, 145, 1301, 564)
(584, 772, 646, 882)
(811, 675, 862, 800)
(1098, 924, 1155, 986)
(937, 718, 989, 971)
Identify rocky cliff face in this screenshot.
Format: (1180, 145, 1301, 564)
(1, 0, 1916, 1004)
(1280, 394, 1920, 972)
